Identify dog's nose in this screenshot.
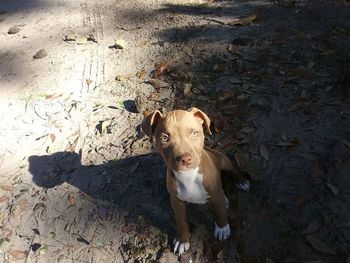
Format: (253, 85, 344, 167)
(176, 153, 192, 166)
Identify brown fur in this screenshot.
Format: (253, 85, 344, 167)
(142, 108, 248, 250)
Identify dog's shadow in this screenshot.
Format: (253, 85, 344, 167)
(28, 150, 241, 261)
(28, 151, 176, 236)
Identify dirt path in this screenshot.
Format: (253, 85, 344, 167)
(0, 0, 350, 262)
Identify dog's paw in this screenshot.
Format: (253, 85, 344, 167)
(173, 239, 190, 255)
(214, 223, 231, 241)
(235, 181, 250, 191)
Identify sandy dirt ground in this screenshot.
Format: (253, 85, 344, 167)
(0, 0, 350, 262)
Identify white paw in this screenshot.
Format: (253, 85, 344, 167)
(173, 239, 190, 255)
(235, 181, 250, 191)
(214, 223, 231, 241)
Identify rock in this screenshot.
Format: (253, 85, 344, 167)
(33, 49, 48, 59)
(8, 26, 20, 34)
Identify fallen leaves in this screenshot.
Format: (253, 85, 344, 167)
(259, 144, 269, 161)
(275, 138, 300, 147)
(0, 196, 9, 204)
(302, 220, 320, 234)
(115, 74, 133, 81)
(183, 83, 192, 97)
(228, 14, 257, 26)
(114, 39, 126, 49)
(325, 183, 339, 195)
(287, 67, 318, 80)
(49, 133, 56, 143)
(68, 194, 76, 207)
(207, 14, 257, 27)
(154, 61, 170, 78)
(8, 250, 28, 260)
(38, 244, 49, 255)
(147, 78, 171, 89)
(136, 68, 148, 79)
(306, 235, 337, 255)
(0, 185, 14, 192)
(33, 203, 46, 220)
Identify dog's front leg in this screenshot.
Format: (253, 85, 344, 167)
(171, 197, 190, 255)
(209, 192, 231, 241)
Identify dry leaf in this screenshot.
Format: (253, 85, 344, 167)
(306, 235, 337, 255)
(326, 183, 339, 195)
(0, 185, 14, 191)
(342, 139, 350, 148)
(276, 141, 294, 147)
(76, 37, 88, 45)
(212, 63, 226, 72)
(30, 188, 39, 197)
(136, 68, 148, 79)
(288, 68, 318, 79)
(38, 244, 48, 255)
(0, 196, 9, 204)
(45, 93, 62, 100)
(240, 126, 255, 133)
(311, 161, 321, 175)
(148, 78, 170, 89)
(259, 144, 269, 160)
(33, 203, 46, 219)
(8, 250, 27, 260)
(228, 14, 257, 26)
(218, 90, 235, 101)
(49, 133, 56, 143)
(68, 194, 76, 207)
(297, 152, 316, 160)
(302, 220, 320, 234)
(155, 61, 169, 78)
(183, 83, 192, 96)
(114, 39, 126, 49)
(86, 79, 92, 86)
(101, 120, 112, 133)
(115, 74, 132, 81)
(66, 144, 75, 153)
(213, 118, 224, 133)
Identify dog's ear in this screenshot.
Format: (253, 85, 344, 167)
(141, 111, 163, 140)
(188, 107, 212, 135)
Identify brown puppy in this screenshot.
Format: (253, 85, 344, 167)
(142, 107, 250, 255)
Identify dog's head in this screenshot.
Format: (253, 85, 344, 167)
(142, 107, 211, 172)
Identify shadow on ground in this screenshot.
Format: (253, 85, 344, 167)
(27, 150, 243, 261)
(28, 152, 173, 234)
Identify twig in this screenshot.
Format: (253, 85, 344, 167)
(205, 17, 227, 25)
(116, 26, 142, 31)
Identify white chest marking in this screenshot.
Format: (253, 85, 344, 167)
(173, 168, 209, 204)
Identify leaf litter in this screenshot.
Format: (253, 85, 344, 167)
(0, 0, 349, 262)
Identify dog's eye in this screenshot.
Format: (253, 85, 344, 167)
(160, 134, 169, 143)
(192, 130, 199, 138)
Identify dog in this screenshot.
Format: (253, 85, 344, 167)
(142, 107, 250, 255)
